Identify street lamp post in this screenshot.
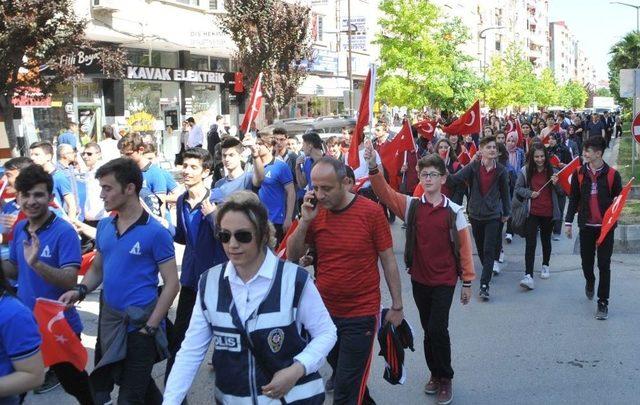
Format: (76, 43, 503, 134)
(347, 0, 354, 114)
(479, 26, 505, 101)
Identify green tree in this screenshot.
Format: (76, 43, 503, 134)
(218, 0, 312, 122)
(608, 31, 640, 111)
(595, 87, 612, 97)
(534, 68, 559, 108)
(485, 43, 537, 109)
(0, 0, 126, 151)
(484, 56, 511, 109)
(559, 80, 588, 108)
(375, 0, 479, 112)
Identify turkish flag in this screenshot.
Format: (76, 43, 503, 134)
(414, 119, 437, 140)
(33, 298, 87, 371)
(233, 71, 244, 93)
(276, 219, 299, 259)
(348, 66, 376, 168)
(240, 73, 263, 134)
(541, 134, 551, 147)
(353, 176, 370, 193)
(443, 100, 481, 135)
(597, 179, 634, 246)
(379, 120, 416, 190)
(79, 251, 96, 276)
(549, 154, 562, 168)
(557, 156, 582, 195)
(552, 123, 561, 133)
(457, 152, 471, 166)
(505, 119, 515, 133)
(515, 120, 525, 148)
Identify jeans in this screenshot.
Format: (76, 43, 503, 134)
(411, 281, 455, 379)
(166, 286, 197, 380)
(91, 332, 163, 405)
(469, 218, 501, 286)
(327, 315, 377, 405)
(579, 226, 615, 305)
(524, 215, 553, 276)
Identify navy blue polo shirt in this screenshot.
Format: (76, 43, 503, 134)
(259, 159, 293, 224)
(0, 294, 41, 379)
(9, 214, 83, 334)
(96, 211, 174, 318)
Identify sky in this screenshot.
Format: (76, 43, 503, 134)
(548, 0, 640, 83)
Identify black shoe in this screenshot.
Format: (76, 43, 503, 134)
(585, 283, 595, 301)
(595, 302, 608, 320)
(34, 369, 61, 394)
(479, 285, 490, 300)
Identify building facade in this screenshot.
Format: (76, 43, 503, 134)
(549, 20, 595, 86)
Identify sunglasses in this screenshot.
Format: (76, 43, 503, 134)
(217, 230, 253, 244)
(81, 151, 94, 156)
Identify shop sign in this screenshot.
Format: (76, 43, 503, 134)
(309, 49, 338, 74)
(11, 87, 51, 107)
(126, 66, 226, 84)
(41, 49, 103, 75)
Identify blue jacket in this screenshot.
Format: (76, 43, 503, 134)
(175, 192, 227, 290)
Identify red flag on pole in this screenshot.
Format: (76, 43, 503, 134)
(414, 119, 437, 140)
(79, 251, 96, 276)
(515, 120, 525, 148)
(552, 123, 561, 133)
(276, 219, 299, 259)
(378, 120, 416, 190)
(443, 100, 481, 135)
(239, 73, 263, 134)
(33, 298, 87, 371)
(457, 152, 471, 166)
(348, 66, 376, 168)
(353, 176, 370, 193)
(557, 156, 581, 194)
(549, 154, 562, 168)
(597, 178, 634, 246)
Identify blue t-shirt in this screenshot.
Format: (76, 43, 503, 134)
(9, 215, 83, 334)
(0, 294, 41, 379)
(0, 201, 20, 262)
(58, 131, 78, 149)
(259, 159, 293, 224)
(162, 169, 179, 193)
(96, 212, 175, 320)
(210, 172, 254, 203)
(303, 157, 315, 191)
(51, 170, 73, 210)
(142, 163, 168, 195)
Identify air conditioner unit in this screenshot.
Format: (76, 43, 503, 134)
(92, 0, 119, 12)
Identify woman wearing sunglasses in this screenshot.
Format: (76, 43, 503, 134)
(163, 191, 336, 404)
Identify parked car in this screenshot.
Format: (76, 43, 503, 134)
(262, 116, 356, 140)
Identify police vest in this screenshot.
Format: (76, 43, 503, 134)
(199, 259, 325, 405)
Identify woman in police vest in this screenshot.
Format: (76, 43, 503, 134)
(163, 191, 336, 405)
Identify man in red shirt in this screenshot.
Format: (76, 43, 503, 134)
(287, 156, 404, 405)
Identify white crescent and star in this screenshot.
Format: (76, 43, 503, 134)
(47, 310, 65, 333)
(425, 123, 434, 133)
(464, 111, 476, 127)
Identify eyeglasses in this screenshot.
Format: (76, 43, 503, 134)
(217, 230, 253, 244)
(419, 172, 444, 179)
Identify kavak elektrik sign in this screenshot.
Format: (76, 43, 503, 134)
(126, 66, 226, 84)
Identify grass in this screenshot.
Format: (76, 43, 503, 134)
(621, 199, 640, 224)
(617, 122, 640, 224)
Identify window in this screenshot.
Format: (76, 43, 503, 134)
(318, 16, 324, 42)
(209, 0, 225, 11)
(191, 55, 209, 70)
(210, 57, 229, 71)
(126, 48, 150, 66)
(151, 50, 179, 68)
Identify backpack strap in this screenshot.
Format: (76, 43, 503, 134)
(447, 205, 462, 278)
(578, 167, 616, 194)
(403, 198, 420, 269)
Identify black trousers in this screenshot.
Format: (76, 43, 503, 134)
(579, 226, 615, 305)
(166, 286, 198, 380)
(553, 195, 566, 235)
(51, 358, 94, 405)
(412, 281, 455, 380)
(91, 332, 163, 405)
(469, 218, 501, 286)
(274, 223, 285, 246)
(327, 315, 377, 405)
(494, 221, 505, 258)
(524, 215, 553, 276)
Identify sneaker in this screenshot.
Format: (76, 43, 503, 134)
(520, 274, 535, 290)
(437, 378, 453, 405)
(552, 234, 561, 241)
(493, 261, 501, 275)
(424, 376, 439, 395)
(585, 282, 595, 300)
(325, 376, 335, 392)
(595, 302, 608, 320)
(479, 285, 490, 300)
(505, 233, 513, 244)
(540, 265, 550, 279)
(498, 250, 505, 263)
(34, 369, 60, 394)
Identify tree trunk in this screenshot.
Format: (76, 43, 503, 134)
(0, 95, 18, 152)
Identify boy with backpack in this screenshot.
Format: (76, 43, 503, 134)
(565, 136, 622, 320)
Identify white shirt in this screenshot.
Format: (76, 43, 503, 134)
(83, 164, 108, 221)
(352, 147, 381, 188)
(98, 138, 121, 163)
(163, 249, 337, 404)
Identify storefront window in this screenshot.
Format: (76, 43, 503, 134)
(191, 54, 209, 70)
(76, 81, 101, 103)
(192, 84, 221, 131)
(123, 81, 179, 134)
(151, 50, 179, 68)
(210, 57, 229, 71)
(127, 48, 150, 66)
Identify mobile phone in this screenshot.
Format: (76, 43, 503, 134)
(309, 195, 318, 209)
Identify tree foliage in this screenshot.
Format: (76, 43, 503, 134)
(595, 87, 612, 97)
(558, 80, 588, 109)
(534, 68, 559, 108)
(485, 43, 537, 109)
(0, 0, 127, 150)
(375, 0, 479, 113)
(608, 31, 640, 111)
(218, 0, 312, 122)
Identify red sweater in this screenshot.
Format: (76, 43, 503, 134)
(530, 170, 553, 217)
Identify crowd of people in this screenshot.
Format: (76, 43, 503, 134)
(0, 107, 624, 405)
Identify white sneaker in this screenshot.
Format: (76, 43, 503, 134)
(498, 250, 505, 263)
(505, 233, 513, 244)
(520, 274, 535, 290)
(493, 261, 501, 275)
(540, 265, 550, 279)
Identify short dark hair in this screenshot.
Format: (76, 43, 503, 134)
(417, 154, 446, 175)
(103, 125, 115, 139)
(479, 136, 497, 147)
(15, 164, 53, 195)
(29, 141, 54, 156)
(119, 132, 145, 151)
(584, 135, 607, 153)
(143, 142, 157, 154)
(272, 127, 287, 136)
(186, 117, 195, 125)
(312, 156, 347, 182)
(216, 115, 223, 121)
(183, 147, 213, 170)
(287, 134, 299, 141)
(302, 132, 323, 150)
(84, 142, 101, 153)
(345, 165, 356, 184)
(95, 158, 143, 194)
(220, 137, 243, 153)
(4, 157, 33, 171)
(325, 136, 340, 146)
(216, 191, 275, 248)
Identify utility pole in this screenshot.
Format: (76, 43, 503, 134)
(479, 26, 505, 102)
(347, 0, 354, 114)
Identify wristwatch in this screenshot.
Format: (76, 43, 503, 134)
(143, 325, 159, 336)
(72, 284, 88, 302)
